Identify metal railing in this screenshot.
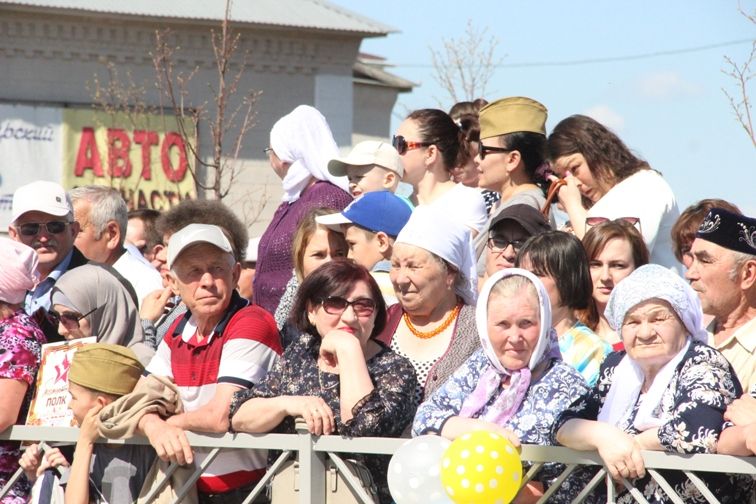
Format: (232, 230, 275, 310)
(1, 425, 755, 503)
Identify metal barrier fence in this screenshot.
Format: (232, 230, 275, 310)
(1, 424, 755, 503)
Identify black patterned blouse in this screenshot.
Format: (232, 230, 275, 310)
(549, 340, 752, 504)
(229, 331, 418, 503)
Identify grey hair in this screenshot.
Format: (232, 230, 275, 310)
(488, 275, 539, 316)
(729, 250, 756, 282)
(69, 186, 128, 247)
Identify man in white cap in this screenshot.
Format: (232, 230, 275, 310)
(139, 223, 281, 503)
(7, 181, 88, 338)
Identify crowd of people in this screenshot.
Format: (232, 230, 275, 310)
(1, 98, 755, 504)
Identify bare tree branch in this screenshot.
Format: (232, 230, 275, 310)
(722, 3, 755, 149)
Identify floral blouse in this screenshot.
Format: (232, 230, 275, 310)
(229, 331, 418, 504)
(412, 349, 589, 487)
(0, 309, 46, 502)
(549, 341, 751, 504)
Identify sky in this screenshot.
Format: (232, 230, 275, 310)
(336, 0, 755, 214)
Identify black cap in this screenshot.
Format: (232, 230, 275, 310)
(489, 204, 551, 236)
(696, 207, 756, 255)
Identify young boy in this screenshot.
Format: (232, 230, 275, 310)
(317, 191, 412, 305)
(20, 343, 153, 504)
(327, 140, 405, 198)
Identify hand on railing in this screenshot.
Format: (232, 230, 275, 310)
(18, 443, 69, 482)
(597, 431, 646, 482)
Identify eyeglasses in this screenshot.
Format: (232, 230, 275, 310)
(478, 142, 514, 160)
(263, 147, 273, 155)
(17, 221, 71, 237)
(392, 135, 432, 156)
(487, 236, 526, 253)
(585, 216, 642, 234)
(48, 306, 99, 327)
(320, 296, 376, 317)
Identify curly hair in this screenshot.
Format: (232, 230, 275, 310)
(548, 114, 650, 186)
(156, 199, 248, 262)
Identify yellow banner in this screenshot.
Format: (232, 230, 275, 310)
(62, 108, 197, 210)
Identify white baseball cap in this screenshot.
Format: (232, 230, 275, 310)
(328, 140, 404, 178)
(167, 223, 233, 269)
(12, 181, 72, 223)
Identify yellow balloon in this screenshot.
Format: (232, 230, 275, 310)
(440, 430, 522, 504)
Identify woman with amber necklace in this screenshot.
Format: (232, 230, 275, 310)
(377, 206, 481, 406)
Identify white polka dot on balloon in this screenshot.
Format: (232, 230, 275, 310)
(387, 435, 451, 504)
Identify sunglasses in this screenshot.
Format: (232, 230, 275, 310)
(478, 142, 514, 160)
(48, 306, 99, 327)
(585, 216, 642, 234)
(487, 236, 526, 253)
(17, 221, 71, 237)
(320, 296, 376, 317)
(392, 135, 432, 156)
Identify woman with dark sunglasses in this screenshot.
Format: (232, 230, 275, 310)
(393, 108, 487, 238)
(50, 264, 153, 365)
(230, 258, 416, 503)
(548, 114, 680, 271)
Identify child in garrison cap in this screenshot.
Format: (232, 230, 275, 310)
(317, 191, 412, 306)
(20, 343, 155, 504)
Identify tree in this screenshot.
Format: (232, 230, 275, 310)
(722, 4, 755, 149)
(429, 19, 503, 106)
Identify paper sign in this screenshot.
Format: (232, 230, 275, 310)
(26, 337, 97, 427)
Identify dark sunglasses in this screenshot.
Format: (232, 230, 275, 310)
(585, 216, 642, 234)
(48, 305, 99, 327)
(478, 142, 514, 160)
(18, 221, 71, 237)
(392, 135, 432, 156)
(487, 236, 526, 253)
(320, 296, 376, 317)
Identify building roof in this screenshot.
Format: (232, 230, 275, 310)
(354, 54, 416, 92)
(0, 0, 395, 36)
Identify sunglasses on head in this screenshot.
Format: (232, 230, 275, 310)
(392, 135, 432, 156)
(48, 305, 99, 327)
(17, 221, 71, 237)
(487, 236, 526, 253)
(585, 216, 642, 234)
(320, 296, 376, 317)
(478, 142, 515, 161)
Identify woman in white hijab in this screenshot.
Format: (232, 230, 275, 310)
(50, 264, 153, 365)
(254, 105, 352, 315)
(552, 264, 748, 504)
(413, 268, 588, 500)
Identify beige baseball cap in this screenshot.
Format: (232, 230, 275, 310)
(328, 140, 404, 178)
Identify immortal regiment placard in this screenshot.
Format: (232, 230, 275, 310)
(26, 337, 97, 426)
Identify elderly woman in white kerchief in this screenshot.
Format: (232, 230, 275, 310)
(552, 264, 748, 504)
(254, 105, 353, 315)
(413, 268, 588, 499)
(376, 206, 480, 406)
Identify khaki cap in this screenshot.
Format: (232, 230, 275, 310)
(68, 343, 143, 396)
(479, 97, 547, 139)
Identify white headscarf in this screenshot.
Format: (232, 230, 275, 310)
(598, 264, 707, 430)
(395, 206, 477, 305)
(458, 268, 561, 424)
(270, 105, 349, 202)
(0, 237, 39, 304)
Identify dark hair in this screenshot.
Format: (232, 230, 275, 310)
(671, 199, 741, 262)
(548, 115, 650, 186)
(291, 207, 345, 282)
(580, 220, 650, 329)
(407, 109, 464, 170)
(498, 131, 549, 192)
(515, 231, 592, 310)
(448, 98, 488, 122)
(127, 208, 161, 251)
(156, 200, 248, 262)
(290, 258, 387, 339)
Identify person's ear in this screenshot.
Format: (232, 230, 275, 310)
(382, 171, 396, 190)
(505, 150, 523, 174)
(425, 145, 439, 167)
(375, 232, 391, 255)
(167, 271, 180, 295)
(7, 225, 18, 240)
(105, 221, 120, 250)
(231, 261, 242, 285)
(95, 395, 109, 407)
(740, 259, 756, 290)
(306, 302, 318, 326)
(69, 220, 81, 238)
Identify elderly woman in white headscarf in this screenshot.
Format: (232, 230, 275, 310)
(254, 105, 352, 315)
(552, 264, 748, 504)
(50, 264, 153, 365)
(413, 268, 588, 499)
(0, 238, 46, 502)
(376, 207, 480, 406)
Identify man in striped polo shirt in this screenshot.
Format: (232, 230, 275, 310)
(138, 223, 282, 503)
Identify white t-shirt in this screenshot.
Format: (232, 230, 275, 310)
(588, 170, 681, 272)
(113, 249, 163, 307)
(426, 183, 488, 236)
